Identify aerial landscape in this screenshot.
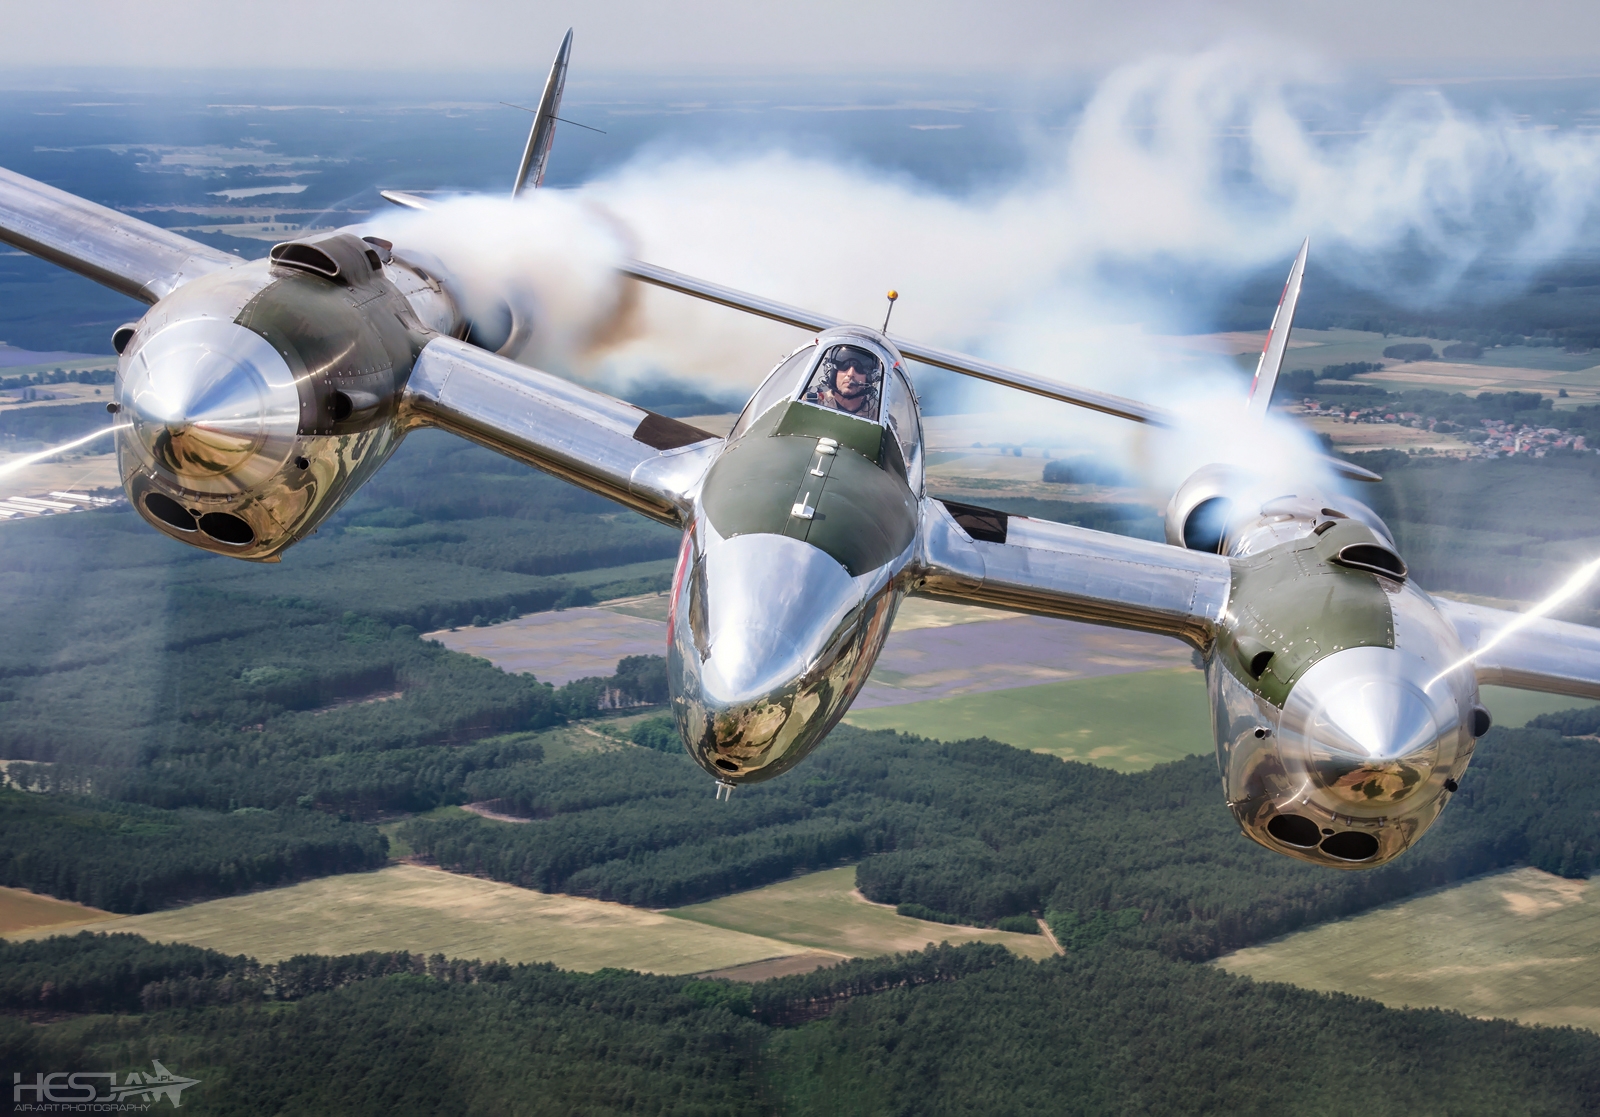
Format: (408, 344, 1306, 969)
(9, 1, 1600, 1112)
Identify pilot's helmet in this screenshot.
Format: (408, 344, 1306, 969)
(824, 345, 882, 384)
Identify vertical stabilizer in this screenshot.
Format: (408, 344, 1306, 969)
(512, 29, 573, 197)
(1245, 238, 1308, 422)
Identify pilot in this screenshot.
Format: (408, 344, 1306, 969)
(805, 345, 882, 418)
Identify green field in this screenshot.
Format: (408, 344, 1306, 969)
(844, 668, 1212, 772)
(670, 866, 1058, 962)
(1213, 866, 1600, 1033)
(4, 865, 807, 974)
(1480, 685, 1600, 729)
(4, 862, 1056, 971)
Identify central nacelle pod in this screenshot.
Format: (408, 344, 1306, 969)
(668, 519, 899, 784)
(666, 328, 922, 784)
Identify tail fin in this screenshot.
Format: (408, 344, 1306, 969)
(512, 29, 573, 197)
(1244, 238, 1308, 423)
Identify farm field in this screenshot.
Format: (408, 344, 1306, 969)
(1479, 685, 1600, 729)
(5, 863, 1056, 972)
(0, 450, 118, 502)
(4, 864, 808, 975)
(602, 590, 672, 623)
(1302, 413, 1476, 454)
(669, 866, 1058, 962)
(844, 667, 1211, 771)
(0, 885, 118, 934)
(1213, 867, 1600, 1033)
(853, 613, 1192, 709)
(427, 606, 669, 685)
(1171, 327, 1600, 403)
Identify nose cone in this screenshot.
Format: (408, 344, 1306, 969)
(122, 318, 300, 493)
(1279, 646, 1459, 808)
(671, 532, 889, 783)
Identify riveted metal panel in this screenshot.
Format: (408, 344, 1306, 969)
(701, 400, 915, 576)
(236, 266, 422, 438)
(1220, 520, 1396, 707)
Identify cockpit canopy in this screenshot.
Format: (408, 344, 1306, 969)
(730, 334, 923, 491)
(802, 343, 883, 421)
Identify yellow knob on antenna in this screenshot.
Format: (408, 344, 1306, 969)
(887, 290, 898, 300)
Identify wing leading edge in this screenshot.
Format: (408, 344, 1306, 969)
(402, 335, 721, 527)
(619, 259, 1171, 427)
(915, 498, 1232, 650)
(0, 166, 240, 304)
(1436, 597, 1600, 701)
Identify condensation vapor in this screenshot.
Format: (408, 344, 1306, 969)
(389, 42, 1600, 492)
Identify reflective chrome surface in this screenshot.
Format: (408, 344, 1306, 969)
(1213, 506, 1479, 869)
(1439, 597, 1600, 701)
(918, 498, 1231, 650)
(1164, 463, 1239, 551)
(403, 336, 721, 527)
(0, 166, 239, 304)
(1280, 648, 1451, 807)
(512, 28, 572, 195)
(114, 254, 420, 561)
(669, 522, 905, 783)
(122, 317, 301, 494)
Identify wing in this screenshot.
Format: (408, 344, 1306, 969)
(914, 498, 1232, 650)
(619, 259, 1171, 426)
(1435, 597, 1600, 701)
(0, 166, 241, 304)
(401, 335, 721, 527)
(623, 257, 1382, 482)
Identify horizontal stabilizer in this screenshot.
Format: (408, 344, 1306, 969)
(1327, 457, 1382, 483)
(0, 166, 240, 304)
(379, 190, 433, 211)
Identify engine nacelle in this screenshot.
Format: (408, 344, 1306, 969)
(115, 232, 436, 562)
(1164, 463, 1241, 553)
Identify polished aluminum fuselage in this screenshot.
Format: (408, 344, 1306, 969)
(115, 236, 456, 561)
(666, 330, 924, 785)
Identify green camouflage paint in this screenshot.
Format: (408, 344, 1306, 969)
(1219, 520, 1398, 707)
(701, 401, 917, 576)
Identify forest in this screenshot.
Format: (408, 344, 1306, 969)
(0, 789, 386, 912)
(5, 933, 1600, 1115)
(0, 433, 679, 795)
(1221, 251, 1600, 351)
(8, 396, 1600, 1108)
(400, 723, 1600, 960)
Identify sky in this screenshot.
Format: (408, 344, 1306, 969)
(4, 0, 1600, 75)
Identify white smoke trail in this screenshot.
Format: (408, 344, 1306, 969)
(372, 192, 636, 374)
(380, 44, 1600, 490)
